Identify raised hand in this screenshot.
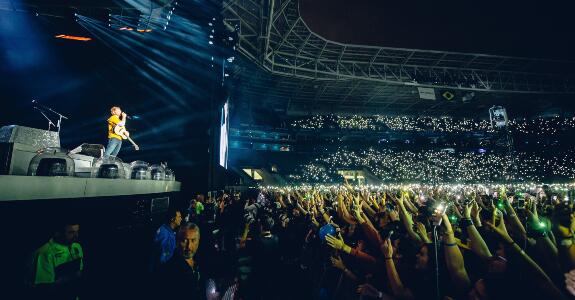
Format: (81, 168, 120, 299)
(357, 284, 382, 298)
(388, 209, 400, 222)
(486, 217, 513, 244)
(453, 204, 464, 219)
(415, 222, 431, 243)
(565, 269, 575, 296)
(330, 255, 346, 270)
(558, 213, 575, 238)
(353, 206, 365, 224)
(463, 202, 472, 219)
(442, 214, 454, 235)
(381, 238, 394, 259)
(326, 233, 350, 253)
(471, 201, 482, 225)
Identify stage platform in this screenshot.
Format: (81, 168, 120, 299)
(0, 175, 181, 201)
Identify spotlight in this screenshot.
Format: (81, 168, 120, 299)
(55, 34, 92, 42)
(209, 41, 213, 45)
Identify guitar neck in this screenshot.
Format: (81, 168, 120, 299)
(126, 136, 139, 150)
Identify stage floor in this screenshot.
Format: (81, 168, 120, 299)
(0, 175, 181, 201)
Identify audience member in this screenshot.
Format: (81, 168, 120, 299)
(31, 220, 83, 300)
(150, 209, 182, 271)
(157, 222, 204, 299)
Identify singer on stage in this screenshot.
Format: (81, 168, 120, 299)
(104, 106, 127, 157)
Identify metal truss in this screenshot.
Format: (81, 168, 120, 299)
(224, 0, 575, 94)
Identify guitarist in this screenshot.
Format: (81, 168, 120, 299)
(104, 106, 127, 158)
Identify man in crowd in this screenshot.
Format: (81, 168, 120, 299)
(150, 209, 182, 271)
(187, 195, 205, 223)
(31, 220, 83, 300)
(157, 222, 205, 299)
(251, 215, 281, 300)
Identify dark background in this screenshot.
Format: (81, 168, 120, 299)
(300, 0, 575, 59)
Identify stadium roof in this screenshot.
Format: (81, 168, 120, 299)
(224, 0, 575, 116)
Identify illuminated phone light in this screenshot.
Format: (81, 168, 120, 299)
(538, 222, 546, 229)
(54, 34, 92, 41)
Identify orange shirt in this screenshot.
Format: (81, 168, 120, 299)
(107, 115, 124, 140)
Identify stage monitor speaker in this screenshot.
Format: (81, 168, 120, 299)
(0, 125, 61, 175)
(69, 143, 104, 158)
(0, 143, 14, 175)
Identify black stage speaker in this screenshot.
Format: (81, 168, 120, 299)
(0, 143, 14, 175)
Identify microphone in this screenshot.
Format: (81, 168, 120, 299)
(32, 99, 47, 111)
(125, 115, 140, 120)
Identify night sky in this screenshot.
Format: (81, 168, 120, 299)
(300, 0, 575, 59)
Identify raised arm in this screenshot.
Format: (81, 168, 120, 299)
(325, 233, 377, 265)
(402, 191, 419, 215)
(389, 192, 422, 243)
(557, 214, 575, 270)
(315, 193, 332, 224)
(381, 238, 414, 299)
(339, 193, 358, 225)
(441, 214, 471, 292)
(462, 202, 492, 260)
(487, 217, 567, 300)
(502, 196, 528, 242)
(331, 255, 358, 282)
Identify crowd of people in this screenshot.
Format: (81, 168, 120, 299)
(287, 148, 575, 183)
(27, 183, 575, 299)
(289, 115, 575, 135)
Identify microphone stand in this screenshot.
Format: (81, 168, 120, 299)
(32, 100, 69, 133)
(35, 107, 56, 131)
(432, 225, 440, 300)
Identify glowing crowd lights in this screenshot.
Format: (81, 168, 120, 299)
(290, 115, 575, 135)
(283, 148, 575, 184)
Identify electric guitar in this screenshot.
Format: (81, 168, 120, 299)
(113, 125, 140, 150)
